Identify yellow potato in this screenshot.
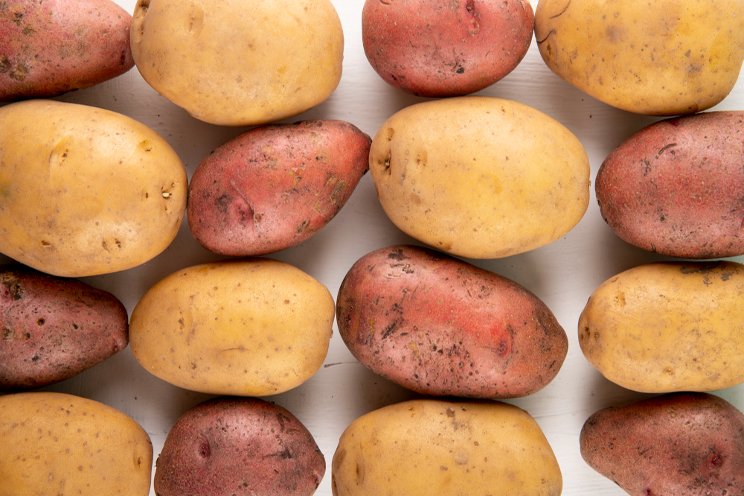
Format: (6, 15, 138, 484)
(0, 392, 153, 496)
(131, 0, 343, 126)
(332, 399, 562, 495)
(535, 0, 744, 115)
(369, 96, 590, 259)
(130, 259, 334, 396)
(0, 100, 187, 277)
(579, 261, 744, 393)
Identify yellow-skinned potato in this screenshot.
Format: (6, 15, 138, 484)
(0, 392, 153, 496)
(0, 100, 187, 277)
(131, 0, 343, 126)
(370, 96, 590, 259)
(130, 259, 334, 396)
(579, 261, 744, 393)
(332, 399, 562, 495)
(535, 0, 744, 115)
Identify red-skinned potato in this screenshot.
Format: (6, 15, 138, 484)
(362, 0, 534, 97)
(188, 120, 371, 256)
(0, 265, 128, 390)
(336, 245, 568, 399)
(0, 0, 133, 101)
(155, 397, 325, 496)
(580, 393, 744, 496)
(597, 111, 744, 258)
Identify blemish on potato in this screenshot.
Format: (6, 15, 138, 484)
(138, 139, 153, 152)
(296, 219, 310, 234)
(656, 142, 678, 157)
(198, 439, 211, 458)
(355, 459, 365, 485)
(1, 277, 23, 301)
(330, 179, 347, 206)
(0, 56, 11, 73)
(187, 5, 204, 35)
(613, 292, 626, 307)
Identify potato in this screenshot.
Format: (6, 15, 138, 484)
(0, 100, 187, 277)
(0, 0, 133, 101)
(332, 399, 562, 496)
(0, 265, 128, 390)
(369, 96, 590, 258)
(130, 259, 334, 396)
(131, 0, 343, 126)
(580, 392, 744, 496)
(188, 120, 371, 256)
(362, 0, 534, 97)
(155, 397, 325, 496)
(0, 391, 153, 496)
(535, 0, 744, 115)
(579, 261, 744, 393)
(337, 245, 568, 399)
(597, 111, 744, 258)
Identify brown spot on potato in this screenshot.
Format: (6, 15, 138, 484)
(187, 5, 204, 34)
(656, 142, 678, 156)
(8, 61, 29, 81)
(2, 277, 23, 300)
(0, 56, 11, 73)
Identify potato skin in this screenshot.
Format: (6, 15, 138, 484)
(188, 120, 371, 256)
(579, 261, 744, 393)
(580, 393, 744, 496)
(597, 111, 744, 258)
(0, 0, 133, 101)
(337, 245, 567, 398)
(155, 397, 325, 496)
(332, 399, 562, 496)
(362, 0, 534, 97)
(369, 97, 590, 259)
(0, 100, 187, 277)
(0, 392, 153, 496)
(0, 265, 128, 390)
(535, 0, 744, 115)
(131, 0, 343, 126)
(130, 259, 334, 396)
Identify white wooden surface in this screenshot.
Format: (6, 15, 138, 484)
(12, 1, 743, 494)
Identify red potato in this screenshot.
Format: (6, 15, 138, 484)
(336, 245, 568, 399)
(362, 0, 534, 97)
(155, 397, 325, 496)
(188, 120, 371, 256)
(0, 0, 133, 101)
(580, 393, 744, 496)
(0, 265, 128, 390)
(596, 111, 744, 258)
